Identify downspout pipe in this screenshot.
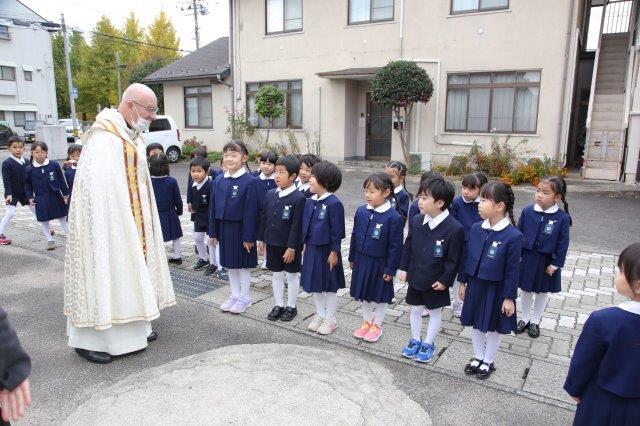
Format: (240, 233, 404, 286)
(556, 0, 578, 166)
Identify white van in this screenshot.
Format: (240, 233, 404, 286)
(143, 115, 182, 163)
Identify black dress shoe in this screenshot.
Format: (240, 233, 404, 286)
(528, 323, 541, 338)
(515, 320, 530, 334)
(168, 257, 182, 265)
(193, 258, 208, 271)
(147, 331, 158, 343)
(280, 306, 297, 322)
(203, 264, 218, 276)
(476, 362, 496, 380)
(464, 358, 482, 375)
(267, 306, 284, 321)
(75, 348, 113, 364)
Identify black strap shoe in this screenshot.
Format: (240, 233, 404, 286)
(168, 257, 183, 265)
(528, 323, 541, 338)
(203, 264, 218, 276)
(193, 259, 208, 271)
(476, 362, 496, 380)
(515, 320, 530, 334)
(464, 358, 482, 375)
(147, 331, 158, 343)
(267, 306, 284, 321)
(75, 348, 113, 364)
(280, 306, 298, 322)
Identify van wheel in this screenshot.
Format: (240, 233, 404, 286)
(166, 146, 180, 163)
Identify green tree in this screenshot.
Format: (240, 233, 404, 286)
(143, 11, 180, 61)
(52, 31, 86, 118)
(119, 12, 145, 85)
(255, 85, 286, 143)
(371, 60, 433, 164)
(128, 58, 170, 113)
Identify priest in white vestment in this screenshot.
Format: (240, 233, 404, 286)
(64, 84, 176, 363)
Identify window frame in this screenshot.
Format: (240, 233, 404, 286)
(24, 70, 32, 81)
(450, 0, 509, 15)
(444, 70, 541, 135)
(348, 0, 395, 26)
(245, 80, 303, 129)
(265, 0, 303, 35)
(0, 66, 16, 81)
(183, 85, 213, 129)
(14, 111, 26, 127)
(0, 25, 10, 40)
(0, 111, 5, 121)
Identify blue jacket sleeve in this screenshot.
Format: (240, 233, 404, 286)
(384, 214, 405, 276)
(328, 200, 345, 253)
(2, 161, 12, 198)
(552, 216, 570, 269)
(407, 202, 418, 234)
(502, 232, 523, 299)
(287, 196, 306, 250)
(186, 175, 193, 205)
(517, 209, 525, 233)
(54, 163, 70, 196)
(24, 166, 33, 200)
(348, 211, 358, 263)
(207, 181, 218, 239)
(564, 313, 606, 398)
(172, 179, 183, 216)
(0, 308, 31, 391)
(439, 226, 466, 287)
(399, 223, 412, 272)
(241, 179, 258, 243)
(257, 195, 267, 243)
(450, 199, 459, 221)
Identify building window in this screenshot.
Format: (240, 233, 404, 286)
(184, 86, 213, 128)
(349, 0, 394, 25)
(246, 80, 302, 129)
(24, 70, 32, 81)
(14, 112, 26, 127)
(445, 71, 540, 134)
(0, 111, 5, 121)
(0, 66, 16, 81)
(266, 0, 302, 34)
(451, 0, 509, 14)
(0, 25, 9, 39)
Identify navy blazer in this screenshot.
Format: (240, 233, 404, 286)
(459, 221, 523, 299)
(564, 306, 640, 398)
(301, 194, 345, 252)
(517, 204, 571, 268)
(348, 205, 405, 277)
(400, 213, 465, 290)
(258, 187, 306, 249)
(450, 196, 482, 234)
(189, 178, 212, 229)
(252, 172, 277, 211)
(152, 176, 183, 215)
(64, 167, 76, 193)
(1, 157, 27, 198)
(186, 167, 223, 205)
(389, 188, 410, 222)
(208, 172, 258, 242)
(0, 308, 31, 391)
(24, 162, 69, 198)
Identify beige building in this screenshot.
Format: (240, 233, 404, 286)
(229, 0, 640, 182)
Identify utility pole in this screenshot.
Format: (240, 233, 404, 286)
(115, 51, 122, 102)
(61, 13, 77, 132)
(193, 0, 200, 50)
(180, 0, 209, 50)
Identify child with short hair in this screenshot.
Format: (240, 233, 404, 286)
(189, 156, 216, 274)
(408, 170, 443, 233)
(516, 176, 571, 338)
(301, 161, 345, 335)
(297, 154, 321, 198)
(209, 140, 259, 314)
(459, 181, 523, 379)
(258, 155, 306, 322)
(150, 153, 183, 264)
(0, 137, 37, 245)
(24, 141, 70, 251)
(450, 172, 488, 318)
(349, 172, 404, 342)
(252, 151, 278, 269)
(564, 242, 640, 424)
(399, 177, 465, 362)
(384, 161, 411, 224)
(146, 143, 164, 158)
(63, 144, 82, 198)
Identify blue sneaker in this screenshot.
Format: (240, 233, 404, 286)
(401, 339, 422, 359)
(415, 342, 436, 363)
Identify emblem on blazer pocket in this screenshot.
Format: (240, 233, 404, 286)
(434, 240, 444, 258)
(231, 185, 239, 198)
(487, 241, 501, 259)
(543, 220, 555, 235)
(371, 223, 382, 239)
(282, 205, 291, 220)
(318, 204, 327, 220)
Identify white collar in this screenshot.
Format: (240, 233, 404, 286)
(71, 164, 77, 170)
(394, 185, 404, 194)
(192, 177, 209, 190)
(298, 181, 310, 191)
(366, 201, 391, 213)
(311, 192, 333, 201)
(481, 216, 511, 231)
(10, 155, 25, 165)
(259, 171, 274, 180)
(277, 184, 297, 198)
(462, 195, 481, 204)
(422, 209, 449, 229)
(32, 158, 50, 168)
(224, 167, 247, 178)
(619, 300, 640, 315)
(151, 175, 168, 179)
(534, 203, 559, 214)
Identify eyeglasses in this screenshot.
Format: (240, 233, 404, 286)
(131, 100, 159, 114)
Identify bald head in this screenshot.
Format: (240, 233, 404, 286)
(118, 83, 158, 127)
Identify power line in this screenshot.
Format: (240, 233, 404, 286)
(91, 30, 191, 53)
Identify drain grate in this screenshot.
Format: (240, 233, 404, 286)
(170, 269, 222, 298)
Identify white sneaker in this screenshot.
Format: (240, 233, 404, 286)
(220, 297, 238, 312)
(307, 315, 324, 332)
(317, 318, 337, 335)
(229, 298, 252, 314)
(452, 300, 463, 318)
(46, 240, 55, 251)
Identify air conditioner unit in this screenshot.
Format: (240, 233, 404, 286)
(409, 152, 432, 171)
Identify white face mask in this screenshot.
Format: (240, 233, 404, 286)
(130, 104, 152, 133)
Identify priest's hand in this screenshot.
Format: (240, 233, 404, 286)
(243, 242, 254, 253)
(4, 195, 11, 205)
(257, 241, 264, 256)
(0, 378, 31, 422)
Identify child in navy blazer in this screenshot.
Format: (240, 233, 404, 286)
(407, 171, 443, 234)
(209, 140, 259, 314)
(565, 243, 640, 425)
(349, 173, 404, 343)
(301, 161, 345, 335)
(0, 137, 38, 246)
(399, 177, 465, 362)
(384, 161, 411, 224)
(459, 181, 523, 379)
(252, 151, 278, 268)
(63, 144, 82, 200)
(516, 176, 572, 339)
(150, 154, 183, 264)
(258, 155, 306, 322)
(450, 172, 487, 318)
(189, 156, 216, 275)
(296, 153, 320, 198)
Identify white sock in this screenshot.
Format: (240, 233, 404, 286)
(425, 308, 442, 345)
(58, 217, 69, 233)
(285, 272, 299, 307)
(520, 291, 533, 324)
(215, 245, 221, 267)
(452, 281, 461, 303)
(171, 239, 182, 259)
(325, 292, 338, 321)
(373, 302, 387, 326)
(313, 293, 326, 318)
(207, 239, 216, 265)
(0, 204, 16, 235)
(361, 301, 374, 322)
(483, 332, 502, 364)
(239, 268, 251, 300)
(531, 293, 549, 324)
(40, 221, 53, 242)
(227, 269, 241, 298)
(194, 232, 207, 261)
(410, 305, 424, 341)
(471, 329, 487, 360)
(272, 271, 285, 307)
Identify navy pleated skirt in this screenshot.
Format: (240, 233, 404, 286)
(35, 191, 67, 222)
(460, 277, 517, 334)
(573, 379, 640, 426)
(301, 243, 345, 293)
(218, 220, 257, 269)
(158, 210, 183, 242)
(519, 249, 562, 293)
(349, 252, 394, 303)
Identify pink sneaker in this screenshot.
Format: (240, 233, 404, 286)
(220, 297, 238, 312)
(452, 300, 463, 318)
(353, 321, 371, 339)
(0, 235, 11, 245)
(363, 323, 382, 342)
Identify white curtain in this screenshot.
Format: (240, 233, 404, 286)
(452, 0, 479, 12)
(446, 89, 468, 130)
(267, 0, 284, 33)
(491, 88, 515, 132)
(290, 87, 302, 127)
(198, 96, 213, 128)
(515, 87, 539, 132)
(372, 0, 394, 20)
(468, 88, 490, 131)
(185, 98, 198, 127)
(284, 0, 302, 31)
(350, 0, 370, 23)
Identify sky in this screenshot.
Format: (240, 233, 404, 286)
(19, 0, 230, 54)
